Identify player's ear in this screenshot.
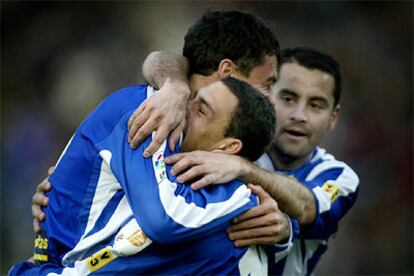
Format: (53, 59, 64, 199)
(211, 138, 242, 155)
(217, 59, 238, 79)
(329, 104, 341, 130)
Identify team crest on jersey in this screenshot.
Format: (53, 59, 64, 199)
(128, 229, 147, 246)
(322, 182, 340, 202)
(154, 152, 166, 182)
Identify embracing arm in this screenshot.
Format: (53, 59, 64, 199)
(128, 52, 191, 155)
(240, 160, 316, 225)
(166, 151, 316, 225)
(142, 51, 190, 90)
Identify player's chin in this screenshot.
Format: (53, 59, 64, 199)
(279, 143, 310, 159)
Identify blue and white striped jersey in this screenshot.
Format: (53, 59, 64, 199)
(255, 148, 359, 275)
(10, 85, 258, 275)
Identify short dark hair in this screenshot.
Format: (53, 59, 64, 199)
(221, 77, 276, 161)
(183, 9, 280, 77)
(281, 47, 342, 107)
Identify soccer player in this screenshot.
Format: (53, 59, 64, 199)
(126, 47, 360, 275)
(11, 77, 276, 275)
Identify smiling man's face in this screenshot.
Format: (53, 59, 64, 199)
(272, 62, 340, 163)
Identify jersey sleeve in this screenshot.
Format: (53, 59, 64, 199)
(299, 161, 359, 239)
(96, 111, 258, 244)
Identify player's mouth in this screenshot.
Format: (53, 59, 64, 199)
(283, 128, 309, 139)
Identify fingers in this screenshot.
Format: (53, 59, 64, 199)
(228, 225, 279, 242)
(32, 191, 49, 206)
(230, 217, 291, 247)
(233, 236, 278, 247)
(37, 179, 51, 193)
(143, 124, 170, 157)
(128, 100, 147, 130)
(228, 213, 276, 232)
(47, 166, 55, 176)
(32, 203, 45, 222)
(32, 178, 49, 224)
(33, 219, 41, 234)
(165, 153, 185, 165)
(190, 177, 211, 190)
(169, 153, 199, 176)
(247, 183, 270, 203)
(32, 172, 52, 234)
(175, 165, 206, 184)
(232, 204, 268, 223)
(129, 113, 154, 149)
(128, 109, 153, 149)
(168, 120, 185, 151)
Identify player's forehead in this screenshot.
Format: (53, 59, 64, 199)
(277, 62, 335, 101)
(197, 82, 237, 116)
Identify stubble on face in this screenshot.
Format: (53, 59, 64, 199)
(271, 62, 337, 169)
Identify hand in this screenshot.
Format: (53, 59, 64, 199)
(128, 79, 191, 157)
(164, 151, 247, 190)
(227, 184, 290, 247)
(32, 166, 54, 234)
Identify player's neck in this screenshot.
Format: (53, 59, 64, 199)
(189, 73, 220, 93)
(268, 144, 310, 171)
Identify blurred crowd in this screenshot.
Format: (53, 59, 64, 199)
(1, 1, 412, 274)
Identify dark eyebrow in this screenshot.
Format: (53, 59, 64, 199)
(267, 76, 277, 85)
(190, 89, 199, 99)
(279, 88, 297, 96)
(280, 89, 330, 106)
(310, 96, 329, 106)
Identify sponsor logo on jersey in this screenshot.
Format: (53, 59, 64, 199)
(322, 182, 340, 202)
(128, 229, 147, 247)
(34, 232, 49, 263)
(155, 152, 167, 181)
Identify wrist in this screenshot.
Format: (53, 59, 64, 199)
(239, 158, 253, 182)
(164, 78, 191, 99)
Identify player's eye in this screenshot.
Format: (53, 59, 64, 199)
(282, 95, 293, 103)
(310, 103, 321, 110)
(198, 107, 205, 115)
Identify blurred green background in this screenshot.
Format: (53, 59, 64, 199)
(1, 1, 412, 274)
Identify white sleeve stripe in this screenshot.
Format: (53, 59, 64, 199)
(146, 86, 155, 97)
(334, 166, 360, 194)
(48, 259, 90, 276)
(55, 134, 74, 168)
(312, 186, 333, 213)
(311, 165, 359, 214)
(152, 140, 253, 229)
(305, 160, 345, 182)
(62, 151, 133, 265)
(82, 151, 121, 239)
(62, 195, 133, 265)
(159, 178, 252, 228)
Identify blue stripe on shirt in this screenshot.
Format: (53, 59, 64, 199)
(84, 190, 124, 238)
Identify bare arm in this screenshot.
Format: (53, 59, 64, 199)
(165, 151, 316, 225)
(128, 52, 192, 154)
(142, 51, 190, 90)
(240, 160, 316, 225)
